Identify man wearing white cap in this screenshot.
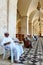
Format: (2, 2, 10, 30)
(1, 32, 24, 63)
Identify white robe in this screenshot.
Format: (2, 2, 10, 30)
(1, 36, 24, 61)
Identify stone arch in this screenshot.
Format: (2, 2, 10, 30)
(28, 10, 37, 35)
(29, 10, 37, 23)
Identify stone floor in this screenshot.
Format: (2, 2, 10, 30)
(0, 56, 24, 65)
(0, 37, 43, 65)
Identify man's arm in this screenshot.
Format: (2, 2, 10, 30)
(4, 42, 10, 46)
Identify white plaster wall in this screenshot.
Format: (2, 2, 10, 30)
(0, 0, 18, 38)
(9, 0, 18, 38)
(0, 0, 7, 37)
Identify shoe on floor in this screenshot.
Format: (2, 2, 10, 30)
(20, 57, 26, 61)
(8, 56, 11, 60)
(14, 60, 24, 64)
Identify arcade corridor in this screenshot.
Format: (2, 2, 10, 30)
(0, 37, 43, 65)
(0, 0, 43, 65)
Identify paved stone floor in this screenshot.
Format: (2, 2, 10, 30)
(0, 57, 24, 65)
(0, 37, 43, 65)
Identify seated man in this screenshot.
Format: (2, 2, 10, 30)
(1, 32, 24, 63)
(24, 36, 32, 48)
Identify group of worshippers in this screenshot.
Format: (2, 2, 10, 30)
(0, 32, 24, 63)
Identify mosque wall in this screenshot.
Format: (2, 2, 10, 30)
(0, 0, 7, 37)
(0, 0, 18, 38)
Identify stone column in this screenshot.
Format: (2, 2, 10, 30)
(7, 0, 9, 31)
(32, 23, 34, 36)
(31, 23, 33, 36)
(27, 17, 29, 35)
(9, 0, 18, 38)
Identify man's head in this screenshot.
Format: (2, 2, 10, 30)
(4, 32, 9, 37)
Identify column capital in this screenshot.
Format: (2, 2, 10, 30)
(27, 16, 29, 20)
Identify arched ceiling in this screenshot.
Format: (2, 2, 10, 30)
(17, 0, 43, 23)
(32, 12, 43, 23)
(17, 0, 31, 16)
(29, 10, 37, 23)
(40, 0, 43, 9)
(27, 0, 38, 16)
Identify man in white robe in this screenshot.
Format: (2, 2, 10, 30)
(1, 32, 24, 62)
